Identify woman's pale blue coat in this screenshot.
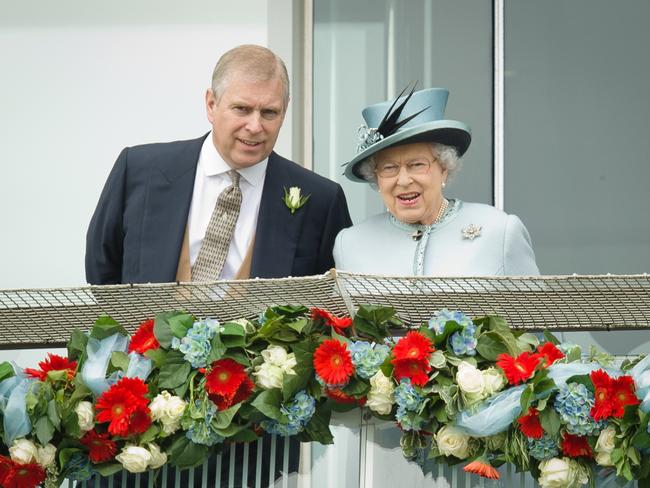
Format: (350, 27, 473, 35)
(333, 200, 539, 276)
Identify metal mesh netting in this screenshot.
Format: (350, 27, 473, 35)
(1, 271, 649, 348)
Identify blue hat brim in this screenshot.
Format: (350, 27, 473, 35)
(343, 120, 471, 183)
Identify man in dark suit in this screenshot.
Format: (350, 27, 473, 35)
(86, 44, 351, 285)
(84, 44, 351, 487)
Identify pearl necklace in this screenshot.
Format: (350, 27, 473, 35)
(412, 198, 449, 241)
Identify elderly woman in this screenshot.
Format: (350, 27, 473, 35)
(334, 87, 539, 276)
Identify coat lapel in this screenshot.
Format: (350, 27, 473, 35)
(139, 135, 207, 282)
(251, 153, 305, 278)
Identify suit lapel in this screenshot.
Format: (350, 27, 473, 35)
(251, 153, 305, 278)
(139, 134, 207, 282)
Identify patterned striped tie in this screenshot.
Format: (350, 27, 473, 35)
(191, 169, 242, 281)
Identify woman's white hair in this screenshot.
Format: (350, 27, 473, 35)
(357, 142, 462, 185)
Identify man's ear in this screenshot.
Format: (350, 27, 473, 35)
(205, 88, 216, 122)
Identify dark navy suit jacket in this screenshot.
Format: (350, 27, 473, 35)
(85, 134, 351, 284)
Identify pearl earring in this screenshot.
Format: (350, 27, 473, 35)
(442, 182, 446, 189)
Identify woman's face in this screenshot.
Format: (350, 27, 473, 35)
(375, 142, 448, 225)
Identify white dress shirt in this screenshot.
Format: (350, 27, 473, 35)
(187, 133, 267, 279)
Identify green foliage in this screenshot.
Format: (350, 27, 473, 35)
(90, 316, 128, 340)
(352, 305, 396, 341)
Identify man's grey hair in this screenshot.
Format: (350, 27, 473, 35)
(357, 142, 462, 185)
(211, 44, 290, 105)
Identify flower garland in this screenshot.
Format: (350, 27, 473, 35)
(1, 305, 650, 488)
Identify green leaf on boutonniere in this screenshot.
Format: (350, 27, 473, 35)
(283, 186, 310, 214)
(90, 316, 128, 340)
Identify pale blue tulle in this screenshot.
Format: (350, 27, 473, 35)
(0, 365, 37, 444)
(455, 362, 623, 437)
(126, 352, 153, 381)
(455, 385, 526, 436)
(81, 333, 129, 396)
(631, 354, 650, 413)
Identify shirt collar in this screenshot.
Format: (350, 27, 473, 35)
(200, 132, 268, 188)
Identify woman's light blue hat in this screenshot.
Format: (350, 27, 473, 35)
(343, 87, 471, 183)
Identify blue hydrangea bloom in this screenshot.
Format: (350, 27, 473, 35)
(450, 324, 478, 356)
(349, 341, 391, 379)
(186, 400, 225, 446)
(396, 405, 425, 431)
(171, 318, 222, 368)
(528, 434, 559, 460)
(554, 383, 606, 436)
(428, 309, 474, 335)
(394, 379, 424, 412)
(262, 390, 316, 437)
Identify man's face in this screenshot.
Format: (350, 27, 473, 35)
(206, 74, 287, 169)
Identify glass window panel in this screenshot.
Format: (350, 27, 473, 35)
(314, 0, 493, 224)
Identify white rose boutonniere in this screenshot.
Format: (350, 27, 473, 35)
(284, 186, 310, 214)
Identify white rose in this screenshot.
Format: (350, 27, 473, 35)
(538, 457, 589, 488)
(149, 391, 187, 434)
(595, 426, 616, 453)
(9, 438, 38, 464)
(456, 362, 485, 396)
(75, 401, 95, 432)
(147, 443, 168, 470)
(253, 363, 284, 390)
(36, 443, 56, 467)
(435, 425, 471, 459)
(595, 426, 616, 467)
(482, 367, 506, 396)
(366, 370, 394, 415)
(262, 345, 288, 365)
(116, 445, 153, 473)
(288, 187, 302, 207)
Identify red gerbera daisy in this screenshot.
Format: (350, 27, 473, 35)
(95, 377, 150, 437)
(206, 358, 248, 396)
(464, 459, 500, 480)
(610, 375, 640, 417)
(325, 387, 367, 405)
(517, 407, 543, 439)
(496, 351, 541, 385)
(392, 358, 431, 387)
(206, 359, 255, 411)
(80, 430, 118, 463)
(313, 339, 354, 386)
(24, 353, 77, 382)
(590, 369, 614, 420)
(310, 308, 353, 335)
(537, 342, 564, 367)
(1, 461, 46, 488)
(0, 455, 13, 485)
(128, 319, 160, 354)
(561, 433, 592, 458)
(392, 332, 434, 362)
(129, 406, 153, 434)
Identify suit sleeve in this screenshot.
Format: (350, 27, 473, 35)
(317, 184, 353, 272)
(503, 214, 540, 275)
(85, 148, 129, 284)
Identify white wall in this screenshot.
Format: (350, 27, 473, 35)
(0, 0, 305, 366)
(0, 0, 276, 291)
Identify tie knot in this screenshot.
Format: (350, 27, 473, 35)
(228, 169, 240, 187)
